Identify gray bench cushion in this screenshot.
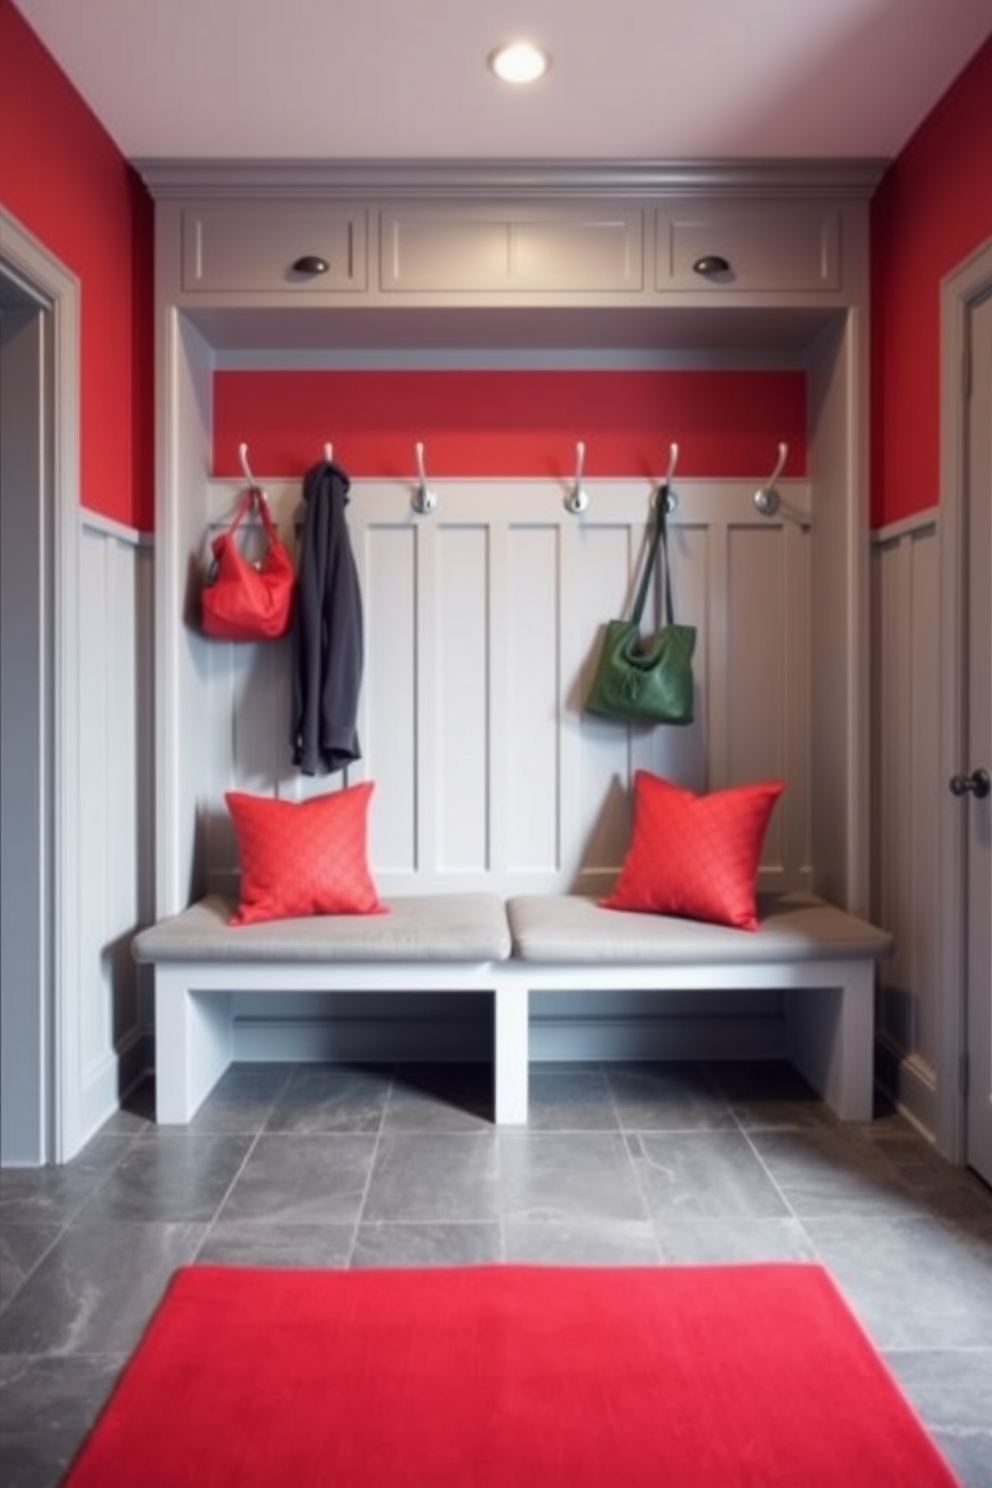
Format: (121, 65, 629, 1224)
(506, 892, 892, 965)
(133, 893, 512, 964)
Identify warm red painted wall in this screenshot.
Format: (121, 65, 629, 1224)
(0, 0, 154, 531)
(870, 35, 992, 529)
(213, 369, 808, 480)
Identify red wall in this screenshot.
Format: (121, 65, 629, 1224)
(213, 369, 808, 481)
(0, 0, 154, 531)
(870, 35, 992, 529)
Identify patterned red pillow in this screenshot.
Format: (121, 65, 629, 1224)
(601, 771, 785, 930)
(225, 782, 385, 925)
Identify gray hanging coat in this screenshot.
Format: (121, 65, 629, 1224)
(290, 460, 363, 774)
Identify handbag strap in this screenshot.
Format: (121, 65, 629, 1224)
(225, 486, 280, 545)
(251, 487, 281, 546)
(629, 487, 676, 628)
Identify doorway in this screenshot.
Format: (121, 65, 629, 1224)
(0, 266, 51, 1163)
(937, 237, 992, 1186)
(0, 209, 82, 1164)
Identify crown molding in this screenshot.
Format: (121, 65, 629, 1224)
(136, 156, 888, 201)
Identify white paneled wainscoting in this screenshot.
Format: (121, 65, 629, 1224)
(158, 474, 823, 1069)
(73, 512, 156, 1148)
(871, 508, 945, 1139)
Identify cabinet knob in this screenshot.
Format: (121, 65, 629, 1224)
(292, 255, 330, 275)
(692, 254, 731, 277)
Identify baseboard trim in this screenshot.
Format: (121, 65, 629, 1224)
(875, 1034, 938, 1140)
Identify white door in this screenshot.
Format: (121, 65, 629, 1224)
(962, 287, 992, 1186)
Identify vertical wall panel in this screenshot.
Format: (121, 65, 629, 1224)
(505, 525, 560, 874)
(728, 526, 788, 865)
(76, 519, 152, 1141)
(435, 525, 490, 873)
(908, 531, 941, 1064)
(78, 529, 111, 1077)
(574, 522, 639, 886)
(364, 524, 417, 870)
(872, 515, 942, 1132)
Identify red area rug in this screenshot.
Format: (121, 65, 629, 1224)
(63, 1263, 959, 1488)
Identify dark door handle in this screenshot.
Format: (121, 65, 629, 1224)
(949, 768, 991, 799)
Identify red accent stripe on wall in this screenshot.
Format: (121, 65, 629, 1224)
(870, 35, 992, 529)
(213, 370, 807, 479)
(0, 0, 154, 531)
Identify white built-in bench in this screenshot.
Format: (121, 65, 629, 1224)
(132, 890, 892, 1127)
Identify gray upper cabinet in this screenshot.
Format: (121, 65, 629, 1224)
(141, 162, 877, 316)
(181, 203, 368, 293)
(656, 200, 841, 293)
(379, 205, 644, 293)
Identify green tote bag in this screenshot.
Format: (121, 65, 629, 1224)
(584, 490, 696, 726)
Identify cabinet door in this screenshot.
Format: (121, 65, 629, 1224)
(381, 206, 644, 293)
(656, 201, 841, 292)
(182, 205, 367, 292)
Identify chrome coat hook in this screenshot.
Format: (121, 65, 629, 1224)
(238, 441, 257, 486)
(412, 441, 438, 515)
(323, 442, 334, 463)
(565, 440, 589, 514)
(654, 442, 679, 513)
(237, 441, 269, 505)
(754, 442, 788, 516)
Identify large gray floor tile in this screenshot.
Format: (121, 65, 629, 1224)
(632, 1130, 791, 1219)
(525, 1066, 620, 1131)
(77, 1133, 253, 1224)
(606, 1062, 735, 1131)
(885, 1347, 992, 1431)
(0, 1137, 134, 1228)
(363, 1132, 499, 1222)
(496, 1131, 648, 1224)
(503, 1219, 661, 1265)
(0, 1226, 62, 1313)
(352, 1222, 503, 1268)
(0, 1220, 205, 1357)
(932, 1430, 992, 1488)
(383, 1063, 494, 1132)
(654, 1215, 817, 1263)
(747, 1127, 935, 1218)
(196, 1220, 356, 1268)
(187, 1063, 292, 1134)
(0, 1353, 125, 1488)
(216, 1133, 377, 1225)
(806, 1213, 992, 1349)
(265, 1063, 392, 1134)
(707, 1059, 838, 1131)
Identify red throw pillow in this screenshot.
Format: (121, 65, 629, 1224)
(601, 771, 785, 930)
(225, 782, 385, 925)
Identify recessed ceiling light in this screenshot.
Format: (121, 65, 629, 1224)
(489, 41, 550, 85)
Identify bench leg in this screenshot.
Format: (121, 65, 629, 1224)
(785, 961, 875, 1120)
(154, 969, 234, 1124)
(493, 977, 529, 1125)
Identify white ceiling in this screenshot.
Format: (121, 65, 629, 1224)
(12, 0, 992, 163)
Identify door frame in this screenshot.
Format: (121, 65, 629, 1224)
(0, 206, 82, 1163)
(936, 234, 992, 1163)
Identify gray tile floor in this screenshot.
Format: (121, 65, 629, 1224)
(2, 1058, 991, 1488)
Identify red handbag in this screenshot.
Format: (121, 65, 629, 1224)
(201, 487, 295, 641)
